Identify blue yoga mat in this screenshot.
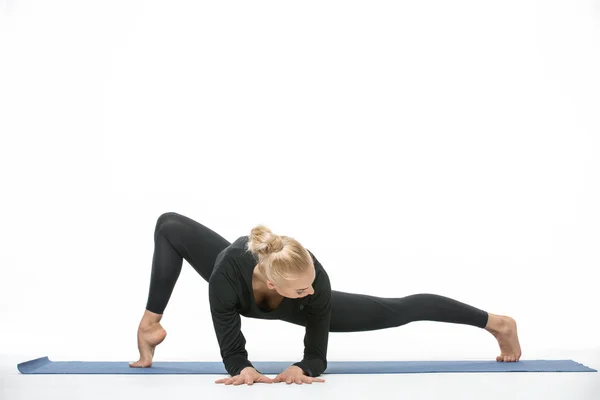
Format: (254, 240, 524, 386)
(17, 356, 597, 374)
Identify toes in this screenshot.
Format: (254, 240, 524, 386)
(497, 354, 522, 362)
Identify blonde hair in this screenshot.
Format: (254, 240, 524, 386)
(245, 224, 313, 287)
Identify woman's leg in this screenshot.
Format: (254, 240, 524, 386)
(279, 291, 521, 362)
(131, 212, 231, 367)
(145, 212, 231, 314)
(328, 290, 521, 362)
(328, 291, 488, 332)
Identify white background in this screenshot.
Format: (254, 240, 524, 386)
(1, 0, 599, 369)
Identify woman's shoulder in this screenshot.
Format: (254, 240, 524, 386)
(210, 236, 255, 280)
(306, 250, 331, 290)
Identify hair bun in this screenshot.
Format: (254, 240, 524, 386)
(248, 224, 284, 257)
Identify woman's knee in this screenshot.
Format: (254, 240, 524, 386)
(154, 212, 184, 239)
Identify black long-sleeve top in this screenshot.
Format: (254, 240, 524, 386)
(208, 235, 332, 377)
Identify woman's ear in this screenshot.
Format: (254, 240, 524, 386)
(266, 280, 276, 290)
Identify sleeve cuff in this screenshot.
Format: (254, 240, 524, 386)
(292, 362, 313, 377)
(227, 357, 255, 376)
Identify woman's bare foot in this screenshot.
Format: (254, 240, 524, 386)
(485, 313, 522, 362)
(129, 322, 167, 368)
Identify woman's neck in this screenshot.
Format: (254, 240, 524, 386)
(252, 264, 269, 292)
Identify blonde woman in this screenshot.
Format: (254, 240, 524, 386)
(130, 212, 522, 385)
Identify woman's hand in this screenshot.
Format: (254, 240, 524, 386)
(274, 365, 326, 384)
(215, 366, 274, 385)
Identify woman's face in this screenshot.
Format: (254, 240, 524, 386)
(268, 268, 316, 298)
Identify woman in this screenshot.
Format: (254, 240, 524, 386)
(129, 212, 522, 385)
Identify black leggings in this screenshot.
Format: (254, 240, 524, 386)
(145, 212, 489, 332)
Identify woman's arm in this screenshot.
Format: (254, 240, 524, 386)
(292, 258, 332, 377)
(209, 270, 256, 376)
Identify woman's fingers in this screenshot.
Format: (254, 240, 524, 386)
(303, 377, 325, 384)
(235, 376, 250, 386)
(216, 374, 273, 385)
(215, 376, 241, 385)
(215, 377, 237, 384)
(257, 375, 273, 383)
(274, 376, 325, 384)
(217, 373, 324, 385)
(231, 375, 247, 385)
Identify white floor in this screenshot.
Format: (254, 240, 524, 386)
(2, 349, 599, 400)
